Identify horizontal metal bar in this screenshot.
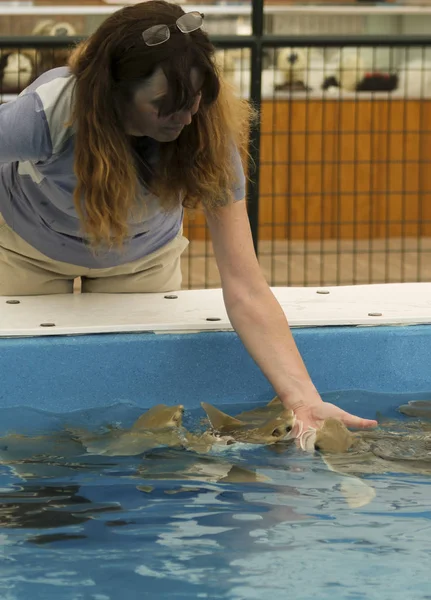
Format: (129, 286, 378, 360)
(213, 34, 431, 48)
(2, 34, 431, 49)
(0, 36, 85, 48)
(0, 35, 255, 49)
(260, 34, 431, 48)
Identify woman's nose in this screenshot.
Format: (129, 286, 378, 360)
(171, 110, 193, 126)
(171, 96, 201, 126)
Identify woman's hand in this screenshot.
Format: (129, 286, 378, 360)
(293, 400, 378, 432)
(282, 388, 378, 450)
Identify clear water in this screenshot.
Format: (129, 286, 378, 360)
(0, 391, 430, 600)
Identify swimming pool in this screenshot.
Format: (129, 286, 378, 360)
(0, 285, 430, 600)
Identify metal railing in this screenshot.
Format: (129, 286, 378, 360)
(1, 11, 431, 288)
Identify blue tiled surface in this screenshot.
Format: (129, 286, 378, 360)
(1, 325, 430, 413)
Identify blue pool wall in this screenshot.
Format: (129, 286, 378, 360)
(1, 325, 430, 419)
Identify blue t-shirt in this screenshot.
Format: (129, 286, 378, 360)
(0, 67, 246, 268)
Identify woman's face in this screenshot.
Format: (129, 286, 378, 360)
(124, 67, 203, 141)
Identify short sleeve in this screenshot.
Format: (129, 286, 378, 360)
(0, 92, 53, 164)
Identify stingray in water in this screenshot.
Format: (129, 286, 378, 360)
(398, 400, 431, 420)
(0, 430, 91, 479)
(67, 404, 186, 456)
(299, 416, 431, 508)
(198, 397, 298, 446)
(6, 400, 296, 467)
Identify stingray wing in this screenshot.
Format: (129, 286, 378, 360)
(235, 403, 285, 425)
(131, 404, 183, 431)
(64, 426, 120, 455)
(201, 402, 244, 433)
(267, 395, 282, 406)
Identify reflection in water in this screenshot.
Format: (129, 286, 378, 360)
(0, 432, 114, 481)
(28, 532, 87, 545)
(0, 430, 302, 547)
(135, 447, 272, 484)
(0, 484, 122, 532)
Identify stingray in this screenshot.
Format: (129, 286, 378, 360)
(312, 418, 431, 471)
(0, 405, 187, 473)
(0, 431, 90, 479)
(300, 418, 431, 508)
(162, 396, 298, 454)
(398, 400, 431, 420)
(67, 404, 186, 456)
(199, 398, 297, 446)
(65, 399, 296, 457)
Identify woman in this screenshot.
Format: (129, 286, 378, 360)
(0, 1, 377, 435)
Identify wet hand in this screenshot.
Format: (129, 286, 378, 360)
(282, 391, 378, 450)
(294, 401, 378, 433)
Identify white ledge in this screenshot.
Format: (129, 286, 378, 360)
(0, 283, 430, 338)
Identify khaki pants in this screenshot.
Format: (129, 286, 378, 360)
(0, 215, 189, 295)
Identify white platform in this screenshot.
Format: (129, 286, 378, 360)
(0, 283, 430, 338)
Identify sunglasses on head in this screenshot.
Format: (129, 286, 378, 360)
(142, 11, 204, 47)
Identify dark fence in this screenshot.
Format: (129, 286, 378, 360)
(1, 29, 431, 289)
